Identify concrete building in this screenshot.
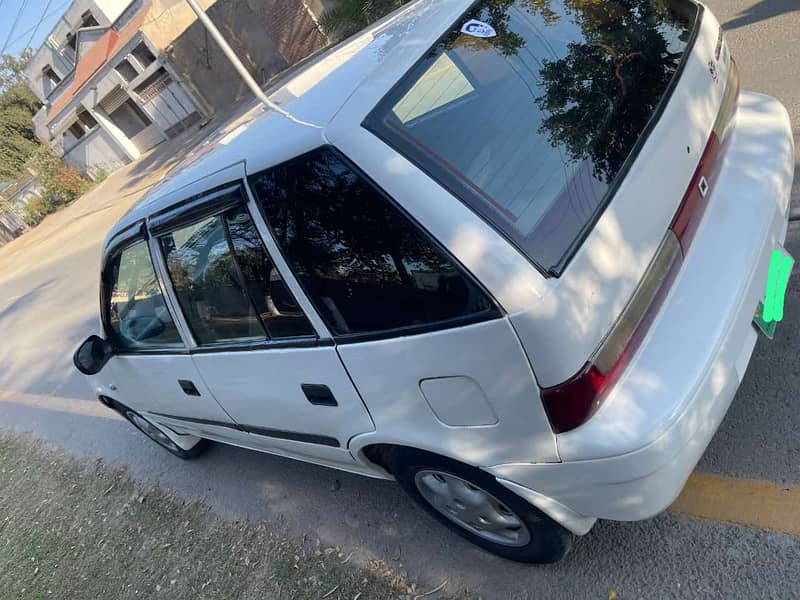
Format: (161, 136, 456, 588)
(27, 0, 331, 179)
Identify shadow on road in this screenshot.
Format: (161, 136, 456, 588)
(724, 0, 799, 30)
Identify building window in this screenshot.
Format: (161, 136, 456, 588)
(77, 109, 98, 132)
(131, 42, 156, 68)
(115, 58, 139, 83)
(67, 122, 86, 140)
(63, 32, 78, 63)
(108, 99, 152, 139)
(80, 11, 99, 28)
(42, 66, 61, 96)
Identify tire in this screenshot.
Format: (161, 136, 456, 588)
(106, 399, 209, 460)
(386, 448, 572, 563)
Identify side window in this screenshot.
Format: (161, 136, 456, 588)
(107, 241, 183, 350)
(160, 205, 314, 346)
(249, 147, 497, 338)
(225, 210, 315, 339)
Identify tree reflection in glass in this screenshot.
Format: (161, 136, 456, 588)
(367, 0, 696, 274)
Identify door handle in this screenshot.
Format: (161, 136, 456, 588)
(178, 380, 201, 397)
(302, 384, 338, 407)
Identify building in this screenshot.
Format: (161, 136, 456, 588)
(27, 0, 331, 179)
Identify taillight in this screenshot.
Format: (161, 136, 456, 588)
(542, 231, 682, 433)
(541, 52, 739, 434)
(671, 57, 740, 252)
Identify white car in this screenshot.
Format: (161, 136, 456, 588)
(74, 0, 794, 563)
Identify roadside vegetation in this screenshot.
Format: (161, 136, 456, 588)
(0, 51, 94, 229)
(20, 146, 91, 227)
(0, 434, 464, 600)
(0, 50, 38, 183)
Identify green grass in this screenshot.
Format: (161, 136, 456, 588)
(0, 435, 466, 600)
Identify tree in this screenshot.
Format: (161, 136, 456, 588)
(0, 48, 34, 92)
(319, 0, 410, 40)
(0, 49, 41, 182)
(533, 0, 689, 183)
(0, 84, 40, 181)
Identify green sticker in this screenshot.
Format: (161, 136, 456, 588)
(762, 249, 794, 324)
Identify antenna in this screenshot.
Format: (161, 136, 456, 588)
(182, 0, 320, 129)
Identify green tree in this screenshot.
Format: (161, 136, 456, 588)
(0, 48, 33, 91)
(0, 84, 40, 181)
(320, 0, 410, 40)
(533, 0, 688, 182)
(0, 50, 41, 182)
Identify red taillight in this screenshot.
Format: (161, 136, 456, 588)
(671, 58, 739, 253)
(542, 52, 739, 433)
(670, 131, 721, 252)
(540, 358, 624, 435)
(541, 54, 739, 435)
(542, 232, 682, 433)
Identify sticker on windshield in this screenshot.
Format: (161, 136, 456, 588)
(461, 19, 497, 38)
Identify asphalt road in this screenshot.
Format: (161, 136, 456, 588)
(1, 2, 799, 598)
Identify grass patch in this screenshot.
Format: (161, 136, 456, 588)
(0, 435, 465, 600)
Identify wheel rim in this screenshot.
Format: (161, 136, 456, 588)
(414, 470, 531, 547)
(127, 411, 180, 453)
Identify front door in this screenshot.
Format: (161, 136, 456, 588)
(152, 186, 374, 468)
(99, 235, 237, 440)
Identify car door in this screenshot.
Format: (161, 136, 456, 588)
(247, 146, 558, 468)
(99, 225, 238, 442)
(151, 182, 375, 470)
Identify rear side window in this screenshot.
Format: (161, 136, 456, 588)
(160, 206, 314, 346)
(365, 0, 698, 275)
(249, 147, 498, 339)
(107, 241, 183, 350)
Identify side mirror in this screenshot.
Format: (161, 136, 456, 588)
(73, 335, 114, 375)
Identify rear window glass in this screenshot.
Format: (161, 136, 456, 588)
(249, 147, 498, 339)
(365, 0, 698, 275)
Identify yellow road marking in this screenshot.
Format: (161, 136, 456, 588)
(0, 390, 120, 421)
(1, 388, 799, 537)
(670, 472, 800, 536)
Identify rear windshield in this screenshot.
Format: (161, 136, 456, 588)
(365, 0, 699, 275)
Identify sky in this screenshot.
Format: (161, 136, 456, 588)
(0, 0, 73, 57)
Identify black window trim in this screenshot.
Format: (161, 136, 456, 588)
(147, 183, 245, 236)
(101, 223, 189, 356)
(150, 184, 322, 350)
(361, 0, 704, 278)
(247, 144, 504, 346)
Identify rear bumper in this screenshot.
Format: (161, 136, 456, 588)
(488, 92, 794, 525)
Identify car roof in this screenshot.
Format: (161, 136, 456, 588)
(106, 0, 473, 250)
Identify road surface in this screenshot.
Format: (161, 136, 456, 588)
(1, 2, 799, 597)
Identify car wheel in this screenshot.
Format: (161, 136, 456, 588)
(386, 448, 572, 563)
(119, 404, 209, 460)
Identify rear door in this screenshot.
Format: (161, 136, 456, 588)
(247, 147, 559, 466)
(151, 183, 374, 468)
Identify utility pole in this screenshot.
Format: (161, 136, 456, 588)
(182, 0, 318, 128)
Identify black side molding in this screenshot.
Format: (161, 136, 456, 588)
(149, 412, 340, 448)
